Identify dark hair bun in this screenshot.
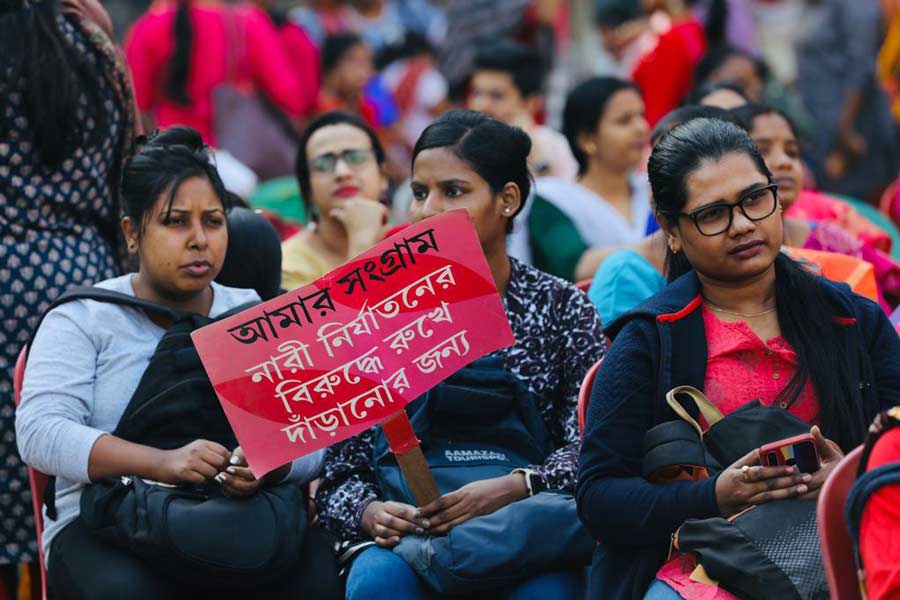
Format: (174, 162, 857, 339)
(412, 109, 533, 234)
(121, 126, 229, 229)
(145, 125, 206, 151)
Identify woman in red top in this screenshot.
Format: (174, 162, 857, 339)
(577, 117, 900, 598)
(125, 0, 312, 145)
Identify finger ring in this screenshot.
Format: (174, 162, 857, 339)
(741, 465, 751, 482)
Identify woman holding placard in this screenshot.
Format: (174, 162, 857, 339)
(16, 127, 340, 600)
(316, 109, 608, 599)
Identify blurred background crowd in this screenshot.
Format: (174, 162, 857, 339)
(4, 0, 900, 597)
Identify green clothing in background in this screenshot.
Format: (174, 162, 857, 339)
(528, 194, 587, 281)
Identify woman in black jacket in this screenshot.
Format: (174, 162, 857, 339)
(576, 118, 900, 599)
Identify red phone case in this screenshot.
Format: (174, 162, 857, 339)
(758, 434, 820, 471)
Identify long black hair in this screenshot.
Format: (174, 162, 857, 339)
(121, 126, 231, 234)
(412, 109, 532, 234)
(0, 0, 109, 168)
(166, 0, 192, 105)
(562, 76, 639, 176)
(649, 118, 861, 450)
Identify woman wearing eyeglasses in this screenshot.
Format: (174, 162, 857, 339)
(281, 111, 390, 290)
(576, 118, 900, 599)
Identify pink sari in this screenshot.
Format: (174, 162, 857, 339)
(803, 221, 900, 311)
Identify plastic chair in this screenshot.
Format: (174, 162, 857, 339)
(12, 347, 51, 600)
(575, 279, 592, 293)
(817, 445, 864, 600)
(577, 358, 603, 438)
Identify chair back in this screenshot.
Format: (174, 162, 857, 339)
(13, 347, 50, 600)
(817, 445, 864, 600)
(578, 358, 603, 438)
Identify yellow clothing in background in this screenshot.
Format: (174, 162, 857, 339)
(281, 231, 330, 290)
(878, 13, 900, 124)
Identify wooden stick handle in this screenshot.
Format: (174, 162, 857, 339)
(394, 445, 440, 506)
(382, 411, 440, 506)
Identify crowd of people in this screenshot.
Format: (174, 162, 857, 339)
(4, 0, 900, 598)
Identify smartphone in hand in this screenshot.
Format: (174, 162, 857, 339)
(758, 434, 821, 473)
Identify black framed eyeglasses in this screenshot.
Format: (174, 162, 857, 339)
(661, 183, 779, 236)
(309, 148, 374, 174)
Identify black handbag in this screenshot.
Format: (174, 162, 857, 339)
(80, 477, 306, 588)
(645, 386, 829, 600)
(28, 287, 308, 587)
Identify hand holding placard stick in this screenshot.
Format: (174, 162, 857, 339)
(192, 210, 515, 501)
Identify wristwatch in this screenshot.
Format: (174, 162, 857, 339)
(511, 468, 546, 497)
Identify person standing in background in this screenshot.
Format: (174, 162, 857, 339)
(630, 0, 710, 125)
(254, 0, 321, 117)
(125, 0, 310, 145)
(0, 0, 136, 593)
(794, 0, 900, 201)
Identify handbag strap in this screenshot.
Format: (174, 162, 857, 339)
(665, 386, 725, 438)
(222, 7, 247, 86)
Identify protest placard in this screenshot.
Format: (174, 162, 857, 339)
(192, 210, 516, 476)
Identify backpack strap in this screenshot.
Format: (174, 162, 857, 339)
(27, 286, 193, 520)
(27, 286, 189, 361)
(845, 462, 900, 595)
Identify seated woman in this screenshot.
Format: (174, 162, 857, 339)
(530, 76, 651, 282)
(282, 111, 390, 290)
(16, 127, 340, 600)
(576, 118, 900, 599)
(733, 103, 900, 310)
(587, 105, 734, 325)
(316, 110, 607, 599)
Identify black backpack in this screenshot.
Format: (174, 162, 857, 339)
(29, 286, 307, 588)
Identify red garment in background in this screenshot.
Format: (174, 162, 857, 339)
(787, 190, 893, 255)
(316, 91, 379, 129)
(860, 427, 900, 600)
(631, 18, 706, 127)
(276, 21, 320, 116)
(126, 2, 309, 146)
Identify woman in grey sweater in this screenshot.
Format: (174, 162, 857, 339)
(16, 127, 340, 600)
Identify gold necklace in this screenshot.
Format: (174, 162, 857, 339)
(705, 301, 776, 318)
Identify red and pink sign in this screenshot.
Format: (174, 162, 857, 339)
(192, 210, 515, 475)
